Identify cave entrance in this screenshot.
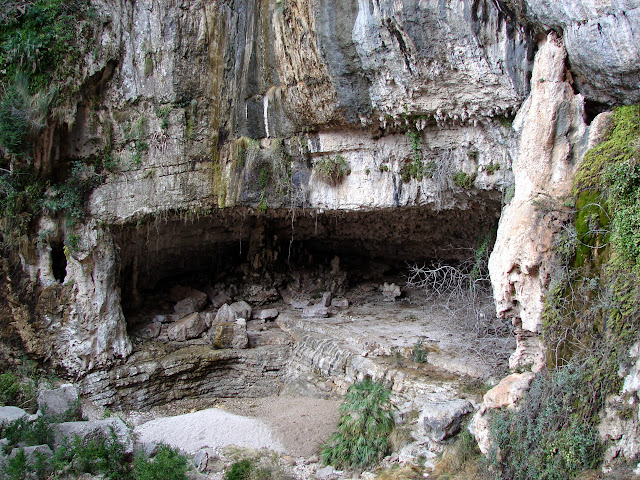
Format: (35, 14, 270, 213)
(114, 201, 501, 318)
(98, 200, 515, 410)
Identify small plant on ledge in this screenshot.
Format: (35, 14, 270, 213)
(314, 155, 351, 185)
(453, 171, 477, 189)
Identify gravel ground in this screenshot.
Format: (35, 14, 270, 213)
(134, 407, 285, 454)
(132, 395, 341, 458)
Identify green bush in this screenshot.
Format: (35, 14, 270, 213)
(225, 458, 255, 480)
(322, 379, 396, 470)
(490, 360, 601, 480)
(4, 448, 29, 480)
(411, 338, 428, 363)
(1, 415, 55, 452)
(134, 445, 188, 480)
(66, 429, 130, 480)
(0, 372, 21, 405)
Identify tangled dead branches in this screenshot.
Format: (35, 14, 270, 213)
(406, 256, 513, 371)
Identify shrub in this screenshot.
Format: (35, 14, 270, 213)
(490, 359, 601, 480)
(411, 338, 428, 363)
(225, 458, 255, 480)
(321, 379, 396, 470)
(52, 429, 131, 480)
(134, 445, 188, 480)
(314, 155, 351, 185)
(2, 415, 55, 451)
(4, 448, 29, 480)
(0, 371, 21, 405)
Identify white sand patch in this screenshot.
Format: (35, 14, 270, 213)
(134, 408, 285, 454)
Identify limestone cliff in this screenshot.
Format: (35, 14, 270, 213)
(1, 0, 640, 475)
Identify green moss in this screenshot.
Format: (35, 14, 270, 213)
(574, 106, 639, 193)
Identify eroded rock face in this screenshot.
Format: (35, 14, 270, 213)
(488, 34, 589, 372)
(30, 219, 132, 375)
(10, 0, 640, 388)
(511, 0, 640, 104)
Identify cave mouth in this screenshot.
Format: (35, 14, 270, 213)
(114, 200, 502, 321)
(51, 242, 67, 284)
(92, 200, 517, 410)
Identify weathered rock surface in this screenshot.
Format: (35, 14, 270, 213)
(302, 304, 330, 319)
(381, 282, 401, 302)
(488, 34, 590, 372)
(0, 406, 29, 426)
(419, 399, 474, 442)
(513, 0, 640, 104)
(253, 308, 279, 321)
(211, 320, 249, 350)
(133, 322, 162, 339)
(482, 372, 535, 410)
(173, 290, 208, 315)
(38, 384, 80, 418)
(8, 444, 53, 462)
(599, 341, 640, 470)
(229, 301, 252, 321)
(30, 219, 132, 374)
(80, 345, 290, 410)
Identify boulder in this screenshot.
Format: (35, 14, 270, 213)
(302, 303, 329, 318)
(173, 289, 208, 315)
(290, 299, 310, 309)
(38, 384, 80, 419)
(201, 311, 217, 328)
(193, 447, 218, 472)
(167, 313, 207, 342)
(483, 372, 535, 410)
(211, 292, 232, 309)
(253, 308, 279, 321)
(469, 372, 536, 455)
(419, 399, 474, 442)
(211, 319, 248, 349)
(9, 444, 53, 462)
(331, 297, 349, 308)
(316, 465, 339, 480)
(54, 417, 133, 453)
(0, 406, 29, 426)
(242, 285, 280, 305)
(321, 292, 332, 307)
(229, 301, 252, 320)
(381, 282, 401, 301)
(215, 304, 237, 323)
(153, 314, 175, 324)
(133, 322, 161, 339)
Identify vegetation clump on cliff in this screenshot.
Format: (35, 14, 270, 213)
(0, 0, 95, 245)
(490, 105, 640, 479)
